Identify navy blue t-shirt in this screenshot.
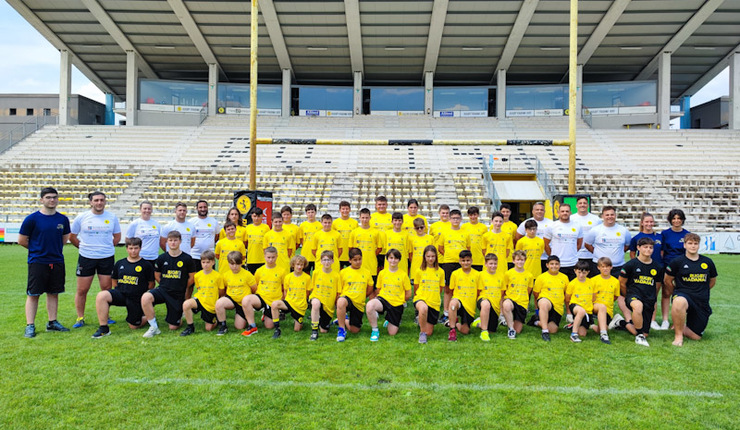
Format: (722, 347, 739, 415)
(629, 232, 663, 266)
(19, 211, 71, 264)
(661, 228, 689, 266)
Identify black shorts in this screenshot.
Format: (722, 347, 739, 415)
(441, 263, 461, 285)
(591, 312, 613, 326)
(312, 302, 332, 330)
(673, 293, 711, 335)
(610, 265, 623, 279)
(227, 296, 246, 319)
(507, 262, 514, 270)
(472, 265, 483, 272)
(108, 288, 144, 326)
(194, 298, 217, 324)
(537, 298, 563, 326)
(282, 300, 305, 324)
(413, 300, 439, 326)
(27, 262, 65, 296)
(192, 259, 203, 272)
(587, 260, 600, 278)
(339, 261, 351, 270)
(147, 288, 184, 326)
(627, 295, 655, 334)
(376, 254, 385, 270)
(247, 263, 264, 274)
(476, 299, 499, 332)
(256, 294, 274, 321)
(455, 303, 475, 327)
(305, 261, 315, 274)
(569, 303, 593, 328)
(540, 260, 548, 274)
(505, 299, 528, 323)
(377, 297, 404, 327)
(341, 297, 364, 329)
(560, 266, 577, 281)
(76, 255, 115, 277)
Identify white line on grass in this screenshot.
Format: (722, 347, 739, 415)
(117, 377, 723, 398)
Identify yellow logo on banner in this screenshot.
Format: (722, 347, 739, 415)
(237, 195, 252, 214)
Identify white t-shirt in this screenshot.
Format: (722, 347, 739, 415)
(161, 220, 196, 254)
(543, 220, 583, 267)
(571, 212, 602, 260)
(126, 218, 161, 260)
(583, 223, 631, 266)
(516, 217, 553, 259)
(189, 216, 219, 259)
(71, 210, 121, 259)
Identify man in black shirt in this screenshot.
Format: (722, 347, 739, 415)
(619, 237, 663, 347)
(92, 238, 154, 338)
(664, 233, 718, 346)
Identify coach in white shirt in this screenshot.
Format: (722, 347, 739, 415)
(125, 200, 161, 264)
(571, 196, 602, 266)
(160, 202, 196, 255)
(543, 204, 582, 280)
(583, 205, 631, 278)
(189, 200, 219, 270)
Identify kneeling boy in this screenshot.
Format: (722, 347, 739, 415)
(447, 250, 480, 341)
(591, 257, 621, 344)
(214, 251, 256, 335)
(476, 253, 505, 341)
(565, 260, 595, 342)
(337, 248, 374, 342)
(308, 250, 341, 340)
(501, 250, 534, 339)
(533, 255, 569, 341)
(271, 255, 312, 338)
(366, 249, 411, 341)
(181, 250, 224, 336)
(241, 247, 287, 336)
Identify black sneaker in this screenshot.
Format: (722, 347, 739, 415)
(216, 324, 228, 336)
(272, 328, 282, 339)
(541, 332, 551, 342)
(310, 329, 318, 341)
(46, 320, 70, 332)
(527, 315, 539, 327)
(24, 324, 36, 338)
(180, 326, 195, 337)
(91, 327, 111, 339)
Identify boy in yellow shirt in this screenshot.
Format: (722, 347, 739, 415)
(438, 209, 470, 322)
(497, 203, 519, 267)
(463, 206, 488, 272)
(298, 204, 322, 274)
(407, 218, 435, 286)
(533, 255, 569, 341)
(311, 214, 342, 273)
(402, 198, 427, 233)
(591, 257, 621, 344)
(270, 255, 312, 338)
(281, 205, 300, 247)
(502, 250, 534, 339)
(336, 248, 374, 341)
(475, 253, 504, 341)
(245, 207, 270, 273)
(515, 219, 545, 278)
(332, 201, 358, 269)
(412, 245, 444, 343)
(447, 250, 480, 341)
(481, 211, 512, 276)
(309, 250, 341, 341)
(365, 249, 411, 341)
(215, 221, 246, 274)
(263, 212, 295, 273)
(213, 251, 256, 335)
(383, 212, 410, 274)
(565, 260, 596, 342)
(349, 208, 382, 282)
(241, 247, 287, 336)
(181, 250, 224, 336)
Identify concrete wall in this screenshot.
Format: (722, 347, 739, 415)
(137, 110, 202, 126)
(690, 97, 728, 129)
(589, 113, 658, 129)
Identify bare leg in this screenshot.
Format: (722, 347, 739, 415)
(141, 292, 155, 322)
(336, 297, 348, 330)
(671, 297, 688, 346)
(46, 294, 59, 322)
(75, 275, 94, 318)
(25, 295, 40, 325)
(96, 291, 113, 326)
(366, 299, 382, 328)
(479, 300, 491, 332)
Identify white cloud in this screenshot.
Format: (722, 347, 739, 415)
(74, 82, 105, 104)
(690, 67, 729, 107)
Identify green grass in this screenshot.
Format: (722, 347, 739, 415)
(1, 244, 738, 429)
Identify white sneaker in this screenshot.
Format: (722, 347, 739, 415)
(507, 328, 516, 339)
(498, 315, 507, 326)
(650, 320, 662, 331)
(608, 314, 624, 330)
(143, 326, 161, 338)
(566, 314, 574, 324)
(660, 320, 670, 330)
(635, 334, 649, 347)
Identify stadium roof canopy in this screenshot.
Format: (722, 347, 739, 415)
(8, 0, 740, 102)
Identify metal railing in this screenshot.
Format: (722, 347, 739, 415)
(0, 114, 58, 154)
(481, 156, 502, 212)
(582, 106, 593, 128)
(199, 105, 208, 124)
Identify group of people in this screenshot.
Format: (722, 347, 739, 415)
(21, 189, 717, 347)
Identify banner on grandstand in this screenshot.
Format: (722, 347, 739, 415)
(140, 103, 174, 112)
(535, 109, 564, 117)
(434, 110, 487, 117)
(300, 110, 353, 117)
(582, 106, 656, 116)
(506, 110, 534, 117)
(225, 108, 282, 116)
(233, 190, 273, 227)
(371, 111, 425, 116)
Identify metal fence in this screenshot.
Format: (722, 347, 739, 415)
(0, 115, 59, 154)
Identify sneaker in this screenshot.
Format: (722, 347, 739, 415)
(143, 326, 160, 338)
(660, 320, 670, 330)
(217, 324, 228, 336)
(608, 314, 624, 330)
(337, 327, 346, 342)
(272, 328, 281, 339)
(24, 324, 36, 338)
(46, 320, 69, 332)
(413, 316, 419, 326)
(507, 328, 516, 339)
(498, 315, 507, 326)
(439, 314, 449, 324)
(570, 333, 581, 343)
(650, 320, 662, 331)
(480, 330, 490, 342)
(566, 314, 574, 324)
(383, 320, 389, 328)
(635, 334, 650, 347)
(330, 319, 339, 326)
(564, 323, 574, 330)
(448, 329, 457, 342)
(526, 315, 539, 327)
(443, 320, 450, 328)
(92, 327, 111, 339)
(310, 330, 318, 341)
(471, 317, 481, 329)
(541, 332, 551, 342)
(241, 326, 258, 337)
(600, 333, 611, 344)
(180, 326, 195, 337)
(107, 319, 116, 325)
(72, 318, 85, 329)
(419, 332, 428, 344)
(370, 329, 379, 342)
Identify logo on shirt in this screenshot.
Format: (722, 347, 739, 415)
(135, 265, 142, 272)
(207, 223, 212, 227)
(616, 232, 621, 237)
(701, 263, 708, 269)
(177, 261, 184, 267)
(636, 268, 641, 273)
(684, 265, 689, 269)
(650, 269, 657, 276)
(57, 224, 64, 230)
(152, 225, 157, 229)
(587, 221, 593, 225)
(104, 220, 110, 224)
(571, 228, 576, 232)
(163, 262, 169, 266)
(186, 228, 191, 232)
(119, 265, 124, 270)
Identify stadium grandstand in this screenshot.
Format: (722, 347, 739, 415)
(1, 0, 739, 247)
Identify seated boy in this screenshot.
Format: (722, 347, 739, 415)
(412, 245, 444, 344)
(447, 250, 480, 341)
(366, 249, 412, 341)
(181, 250, 224, 336)
(501, 250, 533, 339)
(308, 250, 341, 340)
(533, 255, 569, 341)
(271, 255, 312, 338)
(475, 253, 504, 341)
(591, 257, 621, 344)
(214, 251, 256, 335)
(93, 237, 155, 338)
(337, 248, 374, 342)
(565, 260, 595, 342)
(241, 247, 287, 336)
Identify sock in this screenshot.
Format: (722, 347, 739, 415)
(371, 326, 378, 331)
(542, 329, 549, 333)
(443, 311, 449, 317)
(27, 323, 34, 327)
(636, 327, 643, 335)
(274, 321, 280, 329)
(149, 318, 158, 330)
(311, 321, 319, 330)
(188, 323, 194, 330)
(100, 325, 110, 333)
(218, 320, 226, 327)
(481, 330, 488, 334)
(249, 323, 256, 329)
(48, 320, 57, 324)
(600, 330, 607, 336)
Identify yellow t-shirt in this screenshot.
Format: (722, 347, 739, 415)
(219, 224, 247, 243)
(332, 217, 359, 262)
(439, 228, 471, 264)
(481, 231, 512, 275)
(283, 271, 312, 316)
(339, 266, 374, 312)
(370, 212, 393, 231)
(516, 236, 545, 277)
(222, 268, 256, 304)
(382, 229, 410, 273)
(311, 229, 342, 272)
(407, 234, 436, 282)
(193, 270, 225, 314)
(310, 269, 341, 318)
(376, 268, 412, 307)
(214, 237, 246, 274)
(463, 222, 489, 266)
(412, 267, 445, 310)
(402, 214, 428, 233)
(263, 229, 295, 273)
(349, 227, 382, 274)
(254, 265, 287, 305)
(477, 271, 504, 315)
(245, 223, 270, 265)
(591, 275, 620, 317)
(503, 268, 533, 309)
(282, 223, 300, 246)
(450, 268, 480, 317)
(496, 221, 518, 262)
(566, 278, 595, 314)
(534, 272, 569, 315)
(298, 220, 323, 263)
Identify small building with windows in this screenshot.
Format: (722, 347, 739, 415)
(0, 94, 105, 136)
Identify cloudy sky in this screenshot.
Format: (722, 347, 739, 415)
(0, 1, 730, 109)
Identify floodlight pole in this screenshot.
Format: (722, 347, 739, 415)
(249, 0, 258, 190)
(568, 0, 578, 194)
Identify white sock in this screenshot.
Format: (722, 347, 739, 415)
(542, 329, 549, 333)
(149, 318, 158, 329)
